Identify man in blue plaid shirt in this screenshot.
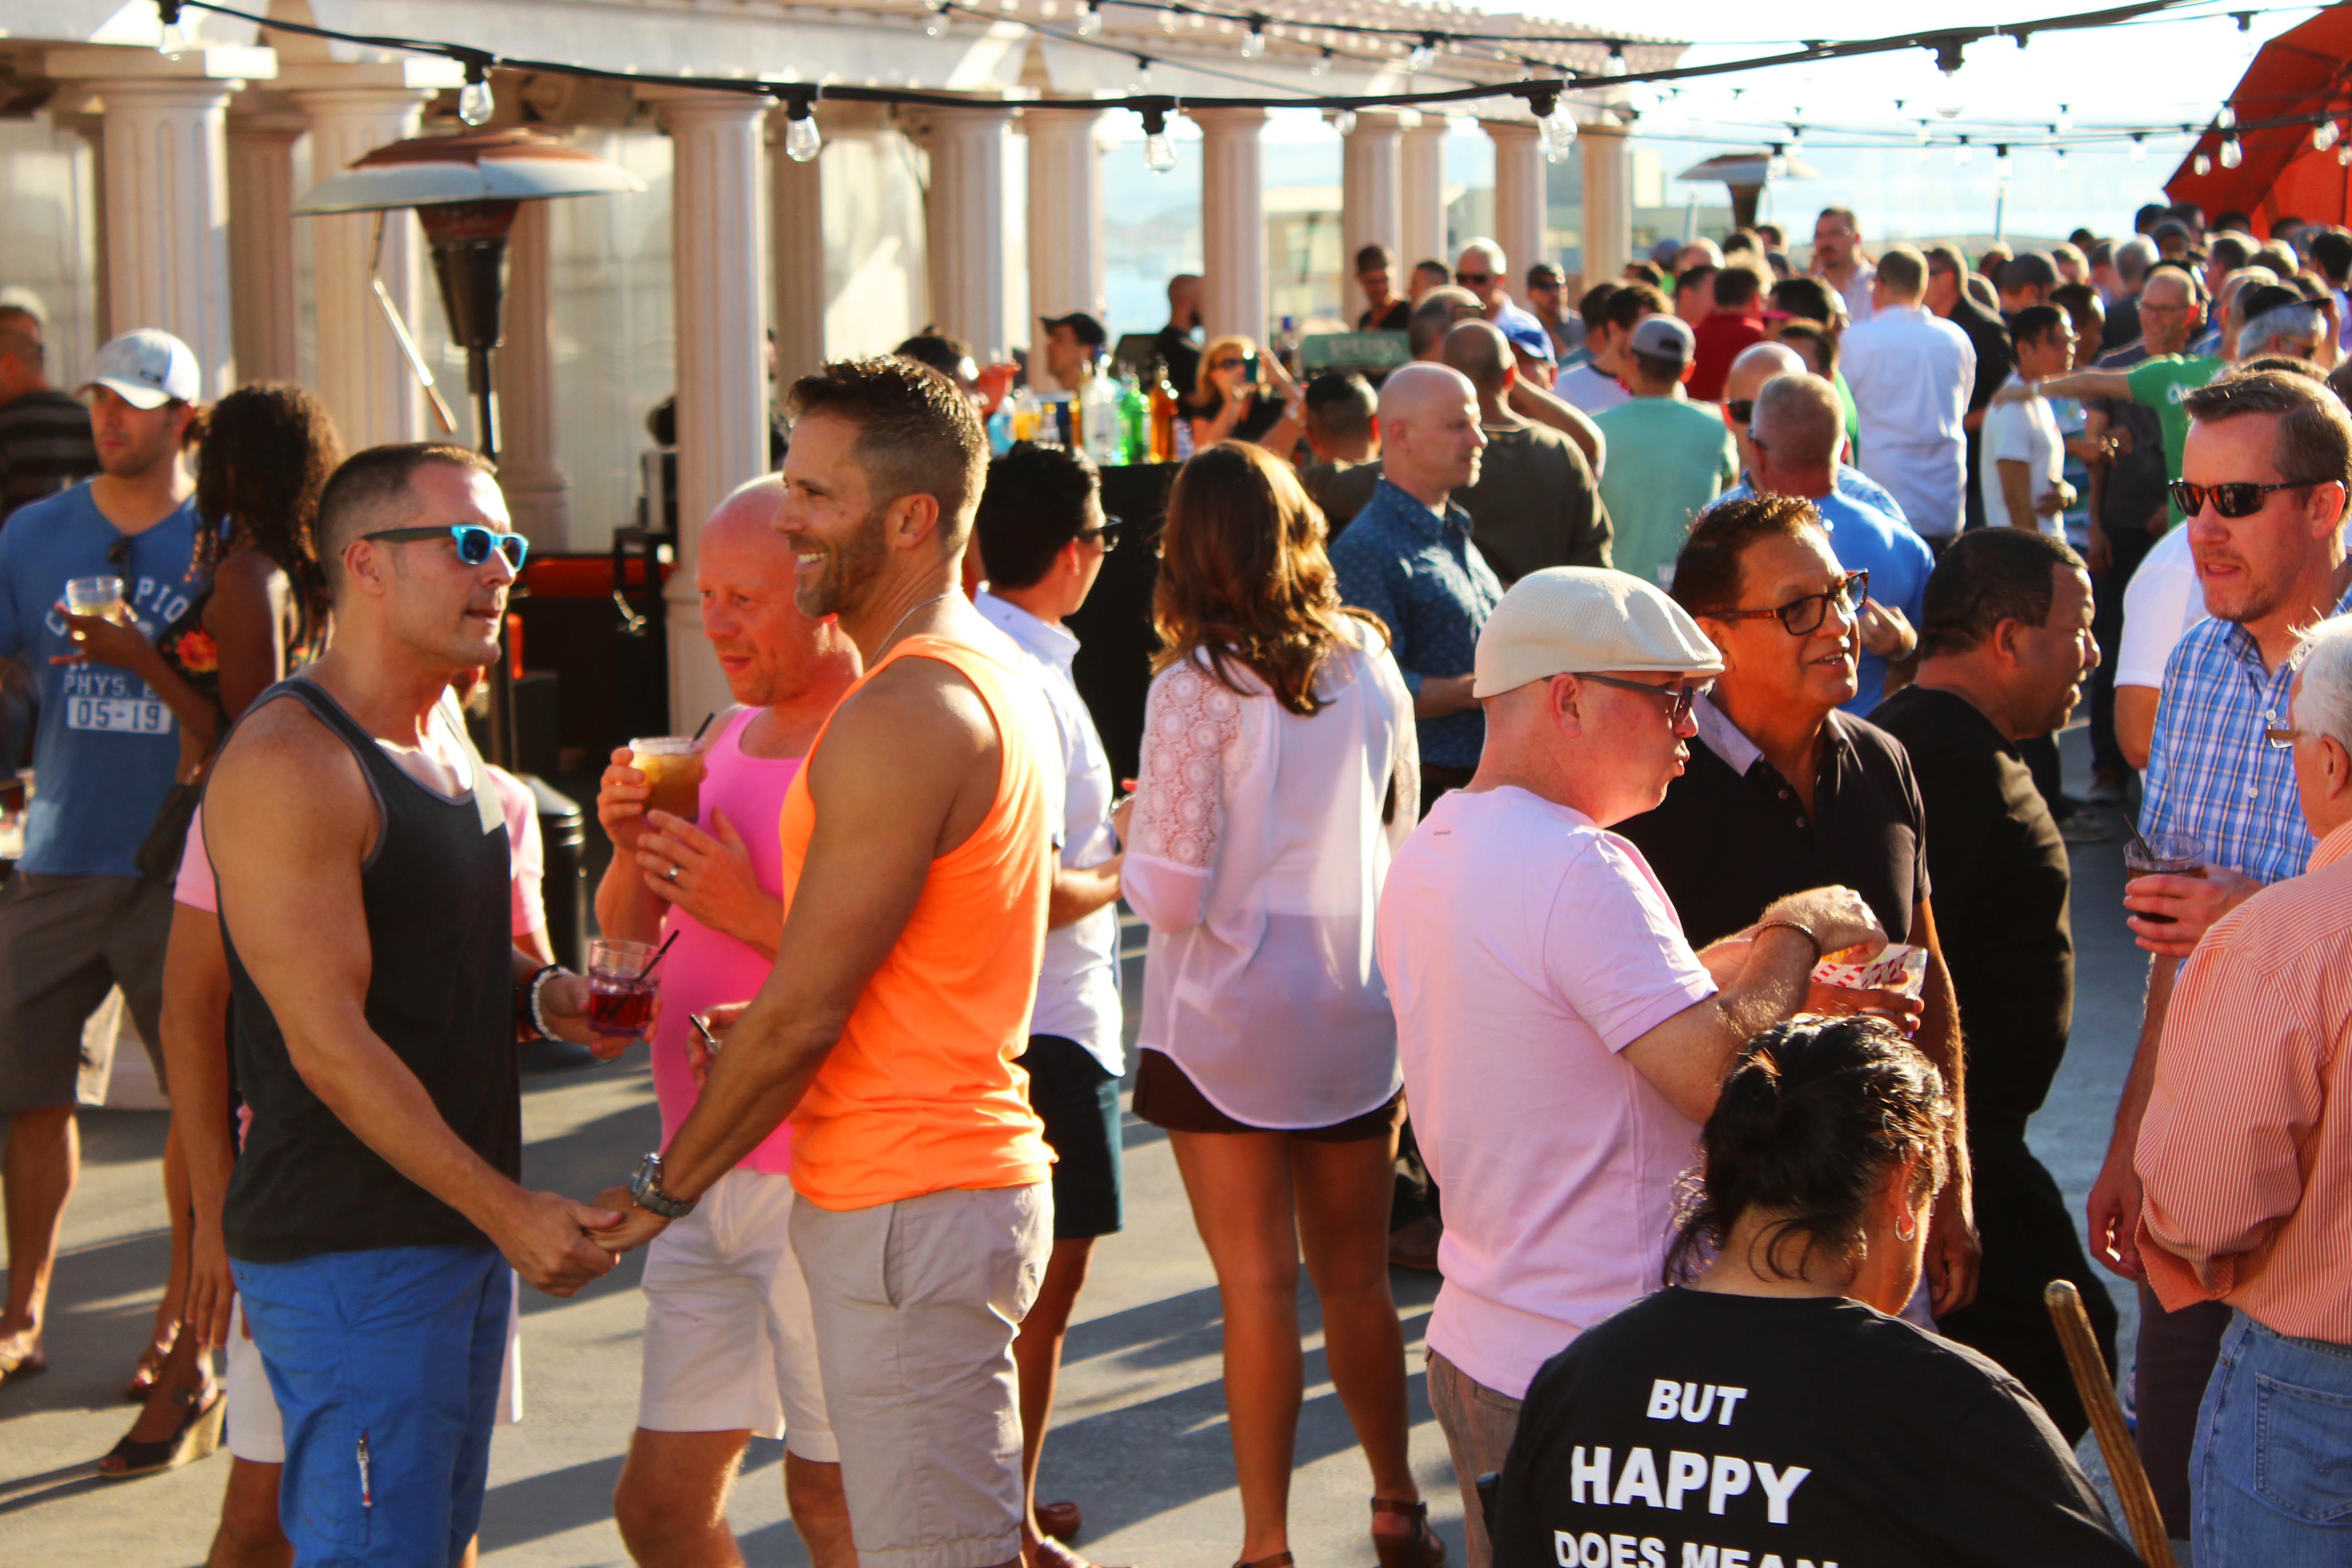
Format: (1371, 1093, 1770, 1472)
(2084, 368, 2352, 1540)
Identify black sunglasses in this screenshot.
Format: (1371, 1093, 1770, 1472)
(1077, 514, 1125, 553)
(1712, 569, 1870, 636)
(1572, 673, 1713, 725)
(361, 524, 530, 571)
(1727, 400, 1756, 424)
(2167, 478, 2330, 519)
(1455, 271, 1493, 285)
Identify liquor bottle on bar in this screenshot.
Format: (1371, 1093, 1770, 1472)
(1149, 359, 1179, 462)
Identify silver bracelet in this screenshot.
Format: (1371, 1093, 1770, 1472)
(527, 964, 564, 1041)
(1752, 917, 1821, 959)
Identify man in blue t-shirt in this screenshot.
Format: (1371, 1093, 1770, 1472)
(1719, 371, 1933, 715)
(0, 329, 205, 1384)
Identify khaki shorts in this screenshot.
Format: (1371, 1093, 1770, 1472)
(0, 872, 171, 1112)
(791, 1182, 1051, 1568)
(1426, 1348, 1526, 1568)
(639, 1167, 834, 1460)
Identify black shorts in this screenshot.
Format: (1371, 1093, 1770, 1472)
(1132, 1048, 1406, 1143)
(1019, 1034, 1123, 1241)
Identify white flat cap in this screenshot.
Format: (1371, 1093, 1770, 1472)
(1473, 567, 1723, 698)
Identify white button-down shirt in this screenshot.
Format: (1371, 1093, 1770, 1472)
(976, 591, 1123, 1073)
(1840, 303, 1978, 539)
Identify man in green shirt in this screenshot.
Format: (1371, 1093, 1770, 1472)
(1590, 314, 1739, 588)
(2032, 267, 2212, 524)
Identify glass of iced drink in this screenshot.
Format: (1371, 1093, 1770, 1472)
(2123, 831, 2205, 924)
(587, 938, 660, 1038)
(65, 575, 131, 625)
(628, 736, 706, 823)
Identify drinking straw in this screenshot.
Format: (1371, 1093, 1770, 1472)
(688, 711, 715, 746)
(641, 928, 683, 979)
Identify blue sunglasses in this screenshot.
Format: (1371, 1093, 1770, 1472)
(360, 524, 529, 571)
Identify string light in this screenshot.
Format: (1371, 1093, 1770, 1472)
(2339, 141, 2352, 168)
(1239, 15, 1265, 57)
(1406, 34, 1437, 71)
(2193, 150, 2212, 175)
(2219, 135, 2243, 168)
(1533, 90, 1575, 162)
(1308, 47, 1331, 76)
(1158, 6, 1178, 33)
(2315, 119, 2340, 152)
(1333, 108, 1357, 135)
(1602, 41, 1628, 77)
(1141, 105, 1177, 172)
(2054, 103, 2071, 134)
(1954, 135, 1971, 166)
(1933, 37, 1965, 75)
(457, 57, 495, 126)
(1075, 0, 1099, 36)
(783, 92, 822, 160)
(1784, 123, 1803, 157)
(1132, 53, 1153, 84)
(2217, 103, 2236, 132)
(1993, 142, 2011, 179)
(157, 0, 191, 57)
(924, 0, 948, 37)
(2130, 133, 2147, 162)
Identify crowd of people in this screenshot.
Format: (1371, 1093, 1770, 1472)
(0, 191, 2348, 1568)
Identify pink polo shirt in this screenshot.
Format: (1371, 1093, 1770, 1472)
(1376, 785, 1718, 1399)
(649, 707, 801, 1174)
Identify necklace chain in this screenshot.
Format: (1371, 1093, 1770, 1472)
(877, 590, 955, 651)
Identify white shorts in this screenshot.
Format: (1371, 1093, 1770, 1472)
(225, 1273, 524, 1465)
(637, 1166, 835, 1461)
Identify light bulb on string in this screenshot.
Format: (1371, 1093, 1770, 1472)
(924, 2, 948, 38)
(2315, 119, 2340, 152)
(2193, 151, 2212, 176)
(157, 0, 191, 58)
(1533, 92, 1575, 162)
(1159, 6, 1178, 34)
(2054, 103, 2071, 134)
(1955, 136, 1971, 166)
(457, 59, 496, 127)
(783, 96, 822, 162)
(1767, 143, 1788, 181)
(1602, 42, 1627, 77)
(1994, 143, 2011, 183)
(1333, 108, 1356, 136)
(1785, 124, 1804, 157)
(2220, 136, 2243, 168)
(1141, 107, 1177, 173)
(2130, 133, 2147, 162)
(1132, 54, 1153, 86)
(1406, 35, 1437, 71)
(1075, 0, 1099, 36)
(1239, 16, 1265, 57)
(2218, 103, 2236, 132)
(1308, 48, 1331, 77)
(2339, 140, 2352, 167)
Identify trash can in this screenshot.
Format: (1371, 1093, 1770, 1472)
(529, 775, 588, 975)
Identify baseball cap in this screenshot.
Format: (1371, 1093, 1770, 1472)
(1627, 314, 1696, 363)
(2239, 282, 2306, 322)
(80, 328, 200, 409)
(1039, 312, 1107, 349)
(1649, 237, 1686, 269)
(1500, 314, 1557, 364)
(1473, 567, 1723, 698)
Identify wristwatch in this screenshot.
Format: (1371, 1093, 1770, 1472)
(629, 1152, 696, 1219)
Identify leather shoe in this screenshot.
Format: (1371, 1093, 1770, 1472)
(1038, 1500, 1083, 1543)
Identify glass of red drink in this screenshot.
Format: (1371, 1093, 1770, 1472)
(2123, 831, 2205, 925)
(587, 938, 659, 1036)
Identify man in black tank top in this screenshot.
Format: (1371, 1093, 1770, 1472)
(204, 443, 631, 1565)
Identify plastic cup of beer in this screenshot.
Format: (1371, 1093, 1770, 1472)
(628, 736, 706, 823)
(2123, 831, 2205, 925)
(64, 574, 129, 625)
(586, 937, 660, 1038)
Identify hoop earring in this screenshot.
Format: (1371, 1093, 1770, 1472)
(1894, 1212, 1919, 1243)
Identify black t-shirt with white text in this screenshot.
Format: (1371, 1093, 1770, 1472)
(1490, 1289, 2137, 1568)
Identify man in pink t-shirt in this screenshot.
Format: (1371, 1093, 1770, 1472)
(1377, 568, 1885, 1568)
(592, 475, 861, 1568)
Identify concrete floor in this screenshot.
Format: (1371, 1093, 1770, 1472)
(0, 728, 2147, 1565)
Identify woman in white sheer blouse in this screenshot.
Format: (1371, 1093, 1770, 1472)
(1120, 441, 1435, 1568)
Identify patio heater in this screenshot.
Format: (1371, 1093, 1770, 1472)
(294, 127, 642, 765)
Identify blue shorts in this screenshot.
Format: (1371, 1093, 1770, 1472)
(234, 1243, 513, 1568)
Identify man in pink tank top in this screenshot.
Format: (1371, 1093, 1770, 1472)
(591, 475, 862, 1567)
(594, 358, 1058, 1568)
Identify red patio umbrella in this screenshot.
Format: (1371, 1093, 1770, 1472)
(2165, 4, 2352, 234)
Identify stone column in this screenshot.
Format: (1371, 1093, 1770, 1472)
(1400, 115, 1448, 272)
(768, 105, 827, 389)
(1024, 106, 1104, 394)
(226, 106, 302, 385)
(1190, 107, 1267, 343)
(916, 104, 1012, 357)
(491, 200, 568, 544)
(1486, 119, 1546, 284)
(76, 74, 245, 396)
(289, 84, 433, 448)
(651, 87, 769, 730)
(1579, 118, 1632, 291)
(1340, 111, 1402, 284)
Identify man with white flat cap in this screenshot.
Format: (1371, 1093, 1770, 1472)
(0, 328, 207, 1384)
(1377, 566, 1886, 1568)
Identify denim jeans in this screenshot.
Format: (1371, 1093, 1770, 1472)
(2192, 1309, 2352, 1566)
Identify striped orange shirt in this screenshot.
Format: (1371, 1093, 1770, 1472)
(2137, 819, 2352, 1344)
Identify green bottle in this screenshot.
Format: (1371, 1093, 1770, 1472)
(1117, 369, 1150, 465)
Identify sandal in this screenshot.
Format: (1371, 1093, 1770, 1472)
(1372, 1496, 1446, 1568)
(96, 1379, 225, 1480)
(122, 1329, 177, 1403)
(0, 1333, 45, 1390)
(1234, 1555, 1293, 1568)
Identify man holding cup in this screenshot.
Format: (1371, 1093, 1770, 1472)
(2084, 367, 2352, 1541)
(0, 329, 207, 1385)
(592, 474, 863, 1568)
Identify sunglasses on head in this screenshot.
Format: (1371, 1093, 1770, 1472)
(2166, 478, 2329, 519)
(361, 524, 530, 571)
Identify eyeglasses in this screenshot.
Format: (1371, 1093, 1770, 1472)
(1726, 400, 1756, 424)
(1213, 355, 1254, 372)
(1077, 514, 1125, 553)
(360, 524, 530, 571)
(1710, 569, 1870, 636)
(2167, 478, 2330, 519)
(1571, 672, 1713, 725)
(1455, 271, 1493, 286)
(2265, 721, 2306, 749)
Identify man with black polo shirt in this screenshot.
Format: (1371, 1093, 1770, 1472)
(1872, 529, 2116, 1441)
(1616, 494, 1981, 1316)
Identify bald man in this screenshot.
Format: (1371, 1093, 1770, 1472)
(1715, 374, 1933, 713)
(1437, 320, 1611, 584)
(1154, 274, 1204, 410)
(1446, 246, 1609, 470)
(1722, 341, 1913, 524)
(1330, 363, 1498, 806)
(597, 475, 863, 1568)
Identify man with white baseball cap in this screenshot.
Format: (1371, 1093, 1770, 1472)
(1376, 566, 1886, 1568)
(0, 327, 206, 1385)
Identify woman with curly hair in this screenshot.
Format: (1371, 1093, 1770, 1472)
(80, 382, 341, 1480)
(1119, 440, 1435, 1568)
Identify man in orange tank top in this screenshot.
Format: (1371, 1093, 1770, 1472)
(595, 358, 1059, 1568)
